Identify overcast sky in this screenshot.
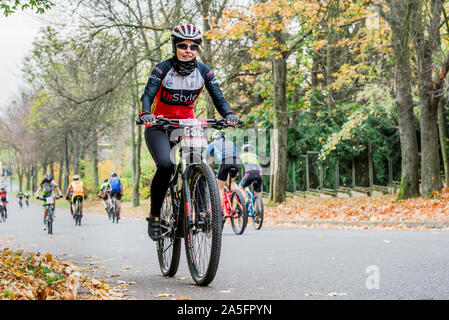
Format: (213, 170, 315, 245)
(0, 11, 47, 109)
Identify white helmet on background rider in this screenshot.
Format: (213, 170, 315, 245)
(242, 144, 253, 153)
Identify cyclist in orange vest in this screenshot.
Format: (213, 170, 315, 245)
(65, 175, 87, 218)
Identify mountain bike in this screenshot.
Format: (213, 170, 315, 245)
(0, 200, 6, 223)
(38, 196, 59, 235)
(245, 186, 264, 230)
(110, 194, 119, 223)
(73, 196, 83, 226)
(221, 169, 247, 235)
(25, 197, 29, 207)
(137, 117, 242, 286)
(18, 198, 23, 208)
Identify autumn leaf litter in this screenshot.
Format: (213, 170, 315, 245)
(263, 188, 449, 230)
(0, 248, 125, 300)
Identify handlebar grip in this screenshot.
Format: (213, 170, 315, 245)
(136, 119, 143, 125)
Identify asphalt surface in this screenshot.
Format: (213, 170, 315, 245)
(1, 194, 449, 300)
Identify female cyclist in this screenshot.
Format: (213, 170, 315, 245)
(139, 24, 241, 241)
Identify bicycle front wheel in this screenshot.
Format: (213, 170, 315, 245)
(47, 209, 53, 234)
(253, 195, 264, 230)
(157, 191, 181, 277)
(184, 162, 222, 286)
(230, 190, 248, 235)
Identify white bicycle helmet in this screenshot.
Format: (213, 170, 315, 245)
(242, 144, 253, 152)
(171, 24, 202, 53)
(171, 24, 202, 42)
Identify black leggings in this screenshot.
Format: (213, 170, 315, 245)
(145, 127, 176, 217)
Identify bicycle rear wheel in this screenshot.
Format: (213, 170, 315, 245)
(114, 200, 119, 223)
(111, 199, 117, 223)
(75, 201, 81, 226)
(230, 190, 248, 235)
(184, 162, 222, 286)
(253, 195, 264, 230)
(157, 191, 181, 277)
(107, 203, 112, 220)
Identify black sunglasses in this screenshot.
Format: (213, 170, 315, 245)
(176, 43, 199, 51)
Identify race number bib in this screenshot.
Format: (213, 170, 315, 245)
(46, 197, 54, 205)
(180, 119, 208, 148)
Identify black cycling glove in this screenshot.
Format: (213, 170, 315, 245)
(140, 112, 157, 124)
(226, 113, 241, 124)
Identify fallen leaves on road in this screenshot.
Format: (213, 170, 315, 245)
(0, 248, 124, 300)
(263, 188, 449, 230)
(328, 292, 347, 297)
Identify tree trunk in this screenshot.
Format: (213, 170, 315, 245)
(64, 132, 70, 193)
(49, 161, 54, 179)
(26, 168, 31, 192)
(411, 0, 444, 197)
(16, 158, 23, 192)
(92, 133, 99, 190)
(269, 48, 288, 203)
(72, 138, 79, 175)
(42, 162, 48, 177)
(201, 0, 216, 119)
(58, 157, 63, 188)
(131, 108, 138, 207)
(383, 0, 420, 199)
(438, 97, 449, 186)
(132, 124, 142, 207)
(394, 55, 420, 199)
(32, 165, 38, 193)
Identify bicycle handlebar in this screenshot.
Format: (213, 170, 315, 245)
(135, 117, 243, 129)
(37, 196, 62, 201)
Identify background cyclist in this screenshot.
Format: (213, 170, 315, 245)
(36, 173, 63, 231)
(0, 187, 8, 217)
(108, 173, 123, 220)
(65, 174, 87, 218)
(206, 130, 241, 209)
(99, 178, 110, 214)
(239, 144, 263, 198)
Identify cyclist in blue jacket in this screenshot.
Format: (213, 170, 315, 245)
(206, 130, 241, 209)
(108, 173, 123, 220)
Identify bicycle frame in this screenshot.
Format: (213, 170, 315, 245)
(222, 185, 236, 219)
(246, 188, 256, 217)
(146, 118, 231, 239)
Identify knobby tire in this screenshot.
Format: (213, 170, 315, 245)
(230, 190, 248, 235)
(184, 162, 222, 286)
(157, 191, 182, 277)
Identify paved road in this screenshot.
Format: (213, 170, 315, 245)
(1, 195, 449, 300)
